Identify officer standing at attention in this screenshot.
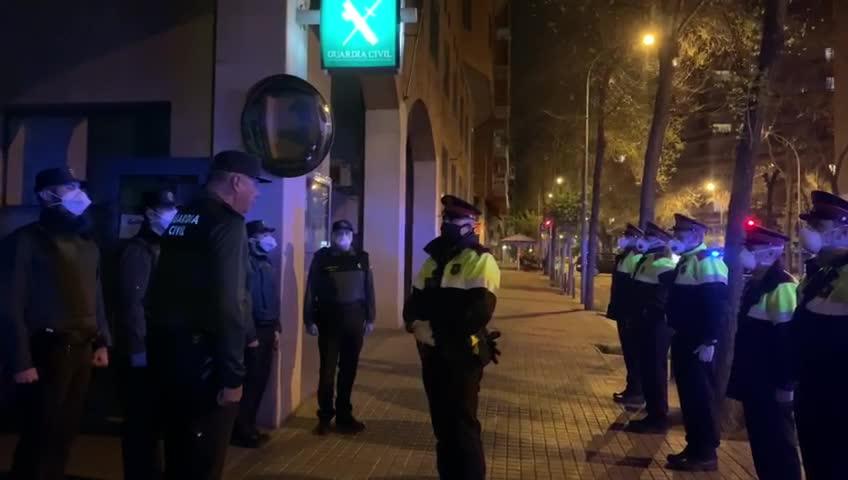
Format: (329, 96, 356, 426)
(792, 191, 848, 479)
(304, 219, 375, 435)
(147, 150, 269, 479)
(403, 195, 502, 480)
(665, 214, 728, 472)
(607, 223, 645, 406)
(0, 167, 111, 480)
(231, 220, 282, 448)
(626, 222, 677, 433)
(726, 225, 801, 480)
(116, 189, 177, 480)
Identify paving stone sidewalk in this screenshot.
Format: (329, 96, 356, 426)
(224, 270, 758, 480)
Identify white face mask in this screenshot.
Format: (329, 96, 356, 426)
(668, 239, 685, 255)
(258, 236, 278, 253)
(333, 232, 353, 251)
(50, 189, 92, 217)
(637, 238, 665, 253)
(739, 248, 757, 271)
(800, 227, 823, 254)
(740, 246, 782, 271)
(148, 208, 177, 236)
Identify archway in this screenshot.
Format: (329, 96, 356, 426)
(405, 100, 438, 294)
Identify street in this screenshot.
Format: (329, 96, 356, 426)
(1, 270, 756, 479)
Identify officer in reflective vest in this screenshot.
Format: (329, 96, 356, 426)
(607, 223, 645, 406)
(665, 214, 728, 472)
(793, 191, 848, 479)
(727, 225, 801, 480)
(626, 222, 677, 433)
(403, 195, 501, 480)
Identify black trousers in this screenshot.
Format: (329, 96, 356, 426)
(742, 394, 801, 480)
(419, 345, 485, 480)
(11, 335, 92, 480)
(617, 317, 642, 395)
(119, 364, 163, 480)
(670, 336, 719, 458)
(635, 314, 670, 419)
(234, 326, 276, 437)
(317, 305, 366, 422)
(795, 368, 848, 479)
(149, 333, 239, 480)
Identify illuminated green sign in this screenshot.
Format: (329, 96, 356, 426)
(320, 0, 399, 70)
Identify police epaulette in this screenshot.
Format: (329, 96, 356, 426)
(469, 243, 491, 255)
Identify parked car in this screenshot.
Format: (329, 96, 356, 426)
(575, 253, 617, 275)
(520, 253, 542, 271)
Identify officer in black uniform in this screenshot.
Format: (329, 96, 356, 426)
(231, 220, 282, 448)
(727, 225, 801, 480)
(304, 219, 376, 435)
(115, 188, 177, 480)
(665, 214, 728, 472)
(0, 167, 112, 480)
(147, 150, 269, 479)
(403, 195, 502, 480)
(793, 191, 848, 479)
(626, 222, 677, 433)
(608, 223, 645, 406)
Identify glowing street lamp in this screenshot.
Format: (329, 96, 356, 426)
(642, 33, 656, 46)
(705, 182, 717, 192)
(556, 176, 564, 185)
(547, 192, 554, 199)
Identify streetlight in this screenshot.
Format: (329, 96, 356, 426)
(556, 176, 564, 185)
(705, 182, 716, 192)
(547, 192, 554, 199)
(580, 32, 657, 306)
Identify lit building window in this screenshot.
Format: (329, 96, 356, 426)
(826, 76, 835, 92)
(826, 47, 834, 62)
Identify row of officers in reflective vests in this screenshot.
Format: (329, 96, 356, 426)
(608, 190, 848, 479)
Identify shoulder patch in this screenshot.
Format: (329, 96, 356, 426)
(450, 263, 462, 275)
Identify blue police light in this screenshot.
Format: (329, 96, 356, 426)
(711, 250, 721, 258)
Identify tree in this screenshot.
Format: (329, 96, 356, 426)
(504, 211, 543, 238)
(717, 0, 790, 420)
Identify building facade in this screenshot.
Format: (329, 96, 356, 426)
(0, 0, 508, 424)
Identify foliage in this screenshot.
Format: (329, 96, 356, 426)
(544, 191, 581, 230)
(504, 211, 543, 238)
(655, 187, 706, 227)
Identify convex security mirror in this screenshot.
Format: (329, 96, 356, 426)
(241, 74, 335, 178)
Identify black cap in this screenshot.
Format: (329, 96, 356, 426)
(441, 195, 482, 220)
(141, 189, 177, 211)
(34, 167, 84, 192)
(745, 225, 790, 247)
(644, 222, 672, 240)
(211, 150, 272, 183)
(623, 223, 644, 237)
(332, 219, 355, 232)
(246, 220, 276, 237)
(672, 214, 708, 232)
(800, 191, 848, 224)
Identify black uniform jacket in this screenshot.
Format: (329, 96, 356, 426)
(116, 226, 161, 356)
(303, 246, 376, 327)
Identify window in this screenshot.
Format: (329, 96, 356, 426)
(429, 0, 440, 60)
(711, 123, 733, 134)
(826, 47, 834, 62)
(462, 0, 472, 31)
(827, 76, 835, 92)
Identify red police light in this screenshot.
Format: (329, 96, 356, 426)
(544, 219, 552, 227)
(745, 218, 756, 228)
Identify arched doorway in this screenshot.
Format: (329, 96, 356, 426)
(405, 100, 438, 294)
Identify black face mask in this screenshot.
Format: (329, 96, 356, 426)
(440, 222, 469, 243)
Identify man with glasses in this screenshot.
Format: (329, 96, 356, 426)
(664, 214, 728, 472)
(147, 150, 269, 479)
(403, 195, 502, 480)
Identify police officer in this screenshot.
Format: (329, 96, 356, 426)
(231, 220, 282, 448)
(665, 214, 728, 472)
(608, 223, 645, 406)
(304, 219, 375, 435)
(403, 195, 501, 480)
(147, 150, 268, 479)
(0, 167, 112, 480)
(626, 222, 677, 433)
(726, 225, 801, 480)
(116, 189, 177, 480)
(792, 191, 848, 479)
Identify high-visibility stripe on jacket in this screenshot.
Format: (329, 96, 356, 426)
(667, 243, 729, 343)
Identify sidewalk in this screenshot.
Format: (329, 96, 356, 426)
(0, 270, 757, 479)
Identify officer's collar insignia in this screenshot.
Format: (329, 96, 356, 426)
(450, 264, 462, 275)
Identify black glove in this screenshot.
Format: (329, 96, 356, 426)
(486, 331, 502, 365)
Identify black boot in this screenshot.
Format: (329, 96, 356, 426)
(625, 416, 669, 434)
(336, 416, 366, 434)
(613, 390, 645, 407)
(313, 420, 332, 436)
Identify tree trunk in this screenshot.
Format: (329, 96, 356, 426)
(586, 68, 611, 310)
(764, 170, 779, 228)
(638, 13, 678, 228)
(716, 0, 790, 425)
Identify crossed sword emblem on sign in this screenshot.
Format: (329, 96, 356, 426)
(342, 0, 383, 46)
